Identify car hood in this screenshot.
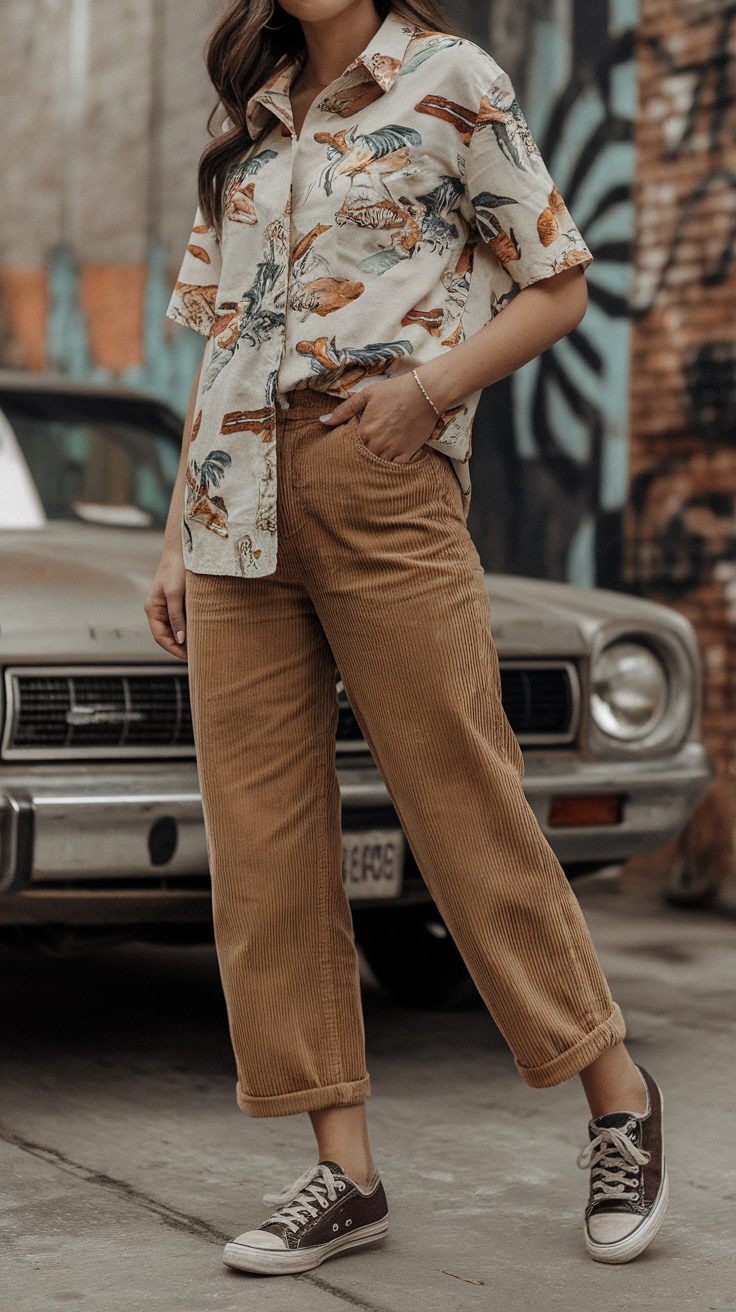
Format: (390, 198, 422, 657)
(0, 524, 170, 663)
(484, 573, 696, 658)
(0, 525, 694, 665)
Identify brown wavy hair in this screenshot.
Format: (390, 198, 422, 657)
(197, 0, 461, 231)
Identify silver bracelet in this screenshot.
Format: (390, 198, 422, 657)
(412, 368, 441, 417)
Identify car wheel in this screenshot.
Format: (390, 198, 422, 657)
(353, 903, 482, 1010)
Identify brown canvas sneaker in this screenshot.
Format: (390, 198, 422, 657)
(577, 1066, 668, 1264)
(223, 1161, 389, 1275)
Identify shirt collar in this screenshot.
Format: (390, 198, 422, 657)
(246, 13, 418, 138)
(352, 12, 418, 92)
(246, 60, 298, 139)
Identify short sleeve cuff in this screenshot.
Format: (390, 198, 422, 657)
(167, 211, 222, 337)
(511, 244, 593, 291)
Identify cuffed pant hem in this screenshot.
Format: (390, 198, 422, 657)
(236, 1075, 371, 1119)
(516, 1004, 627, 1089)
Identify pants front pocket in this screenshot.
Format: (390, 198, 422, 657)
(347, 415, 433, 469)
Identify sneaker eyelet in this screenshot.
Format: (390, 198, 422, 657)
(332, 1223, 339, 1232)
(346, 1219, 352, 1227)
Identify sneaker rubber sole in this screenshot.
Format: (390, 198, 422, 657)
(585, 1168, 669, 1264)
(223, 1216, 389, 1275)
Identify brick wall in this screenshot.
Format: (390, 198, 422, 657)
(629, 0, 736, 775)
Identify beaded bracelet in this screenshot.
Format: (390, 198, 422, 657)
(412, 368, 441, 417)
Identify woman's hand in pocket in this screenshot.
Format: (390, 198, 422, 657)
(319, 371, 443, 463)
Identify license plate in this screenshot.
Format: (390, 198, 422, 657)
(342, 829, 404, 900)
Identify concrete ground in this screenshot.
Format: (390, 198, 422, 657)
(1, 877, 735, 1312)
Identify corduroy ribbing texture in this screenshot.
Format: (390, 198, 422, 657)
(186, 389, 626, 1117)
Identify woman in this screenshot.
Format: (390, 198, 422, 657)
(146, 0, 668, 1275)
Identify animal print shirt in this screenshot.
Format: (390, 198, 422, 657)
(167, 13, 592, 578)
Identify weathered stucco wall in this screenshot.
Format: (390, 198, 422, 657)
(0, 0, 221, 404)
(0, 0, 495, 411)
(2, 0, 594, 421)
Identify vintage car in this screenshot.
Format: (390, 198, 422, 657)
(0, 372, 713, 1005)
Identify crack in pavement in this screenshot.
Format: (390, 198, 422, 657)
(0, 1125, 391, 1312)
(0, 1124, 231, 1244)
(304, 1274, 390, 1311)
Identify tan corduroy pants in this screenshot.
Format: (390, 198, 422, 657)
(186, 388, 625, 1118)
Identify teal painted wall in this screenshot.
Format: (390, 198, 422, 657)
(45, 243, 202, 418)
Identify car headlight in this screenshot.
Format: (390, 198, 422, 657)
(590, 641, 669, 741)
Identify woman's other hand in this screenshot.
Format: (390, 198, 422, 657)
(319, 370, 444, 463)
(145, 348, 205, 661)
(145, 549, 188, 660)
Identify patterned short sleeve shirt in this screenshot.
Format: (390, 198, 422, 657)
(167, 13, 592, 578)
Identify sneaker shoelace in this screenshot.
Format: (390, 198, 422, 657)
(262, 1163, 347, 1234)
(577, 1119, 650, 1207)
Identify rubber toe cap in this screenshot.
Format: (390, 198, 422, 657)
(230, 1229, 287, 1251)
(587, 1212, 641, 1244)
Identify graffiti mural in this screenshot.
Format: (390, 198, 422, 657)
(633, 3, 736, 312)
(469, 0, 638, 589)
(628, 0, 736, 604)
(629, 457, 736, 597)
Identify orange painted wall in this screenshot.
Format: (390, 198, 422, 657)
(0, 268, 48, 371)
(79, 265, 147, 373)
(0, 263, 149, 377)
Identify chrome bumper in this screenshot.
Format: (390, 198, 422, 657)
(0, 761, 400, 897)
(521, 742, 713, 865)
(0, 763, 208, 893)
(337, 745, 713, 864)
(0, 743, 713, 900)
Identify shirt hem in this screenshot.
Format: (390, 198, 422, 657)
(184, 561, 278, 579)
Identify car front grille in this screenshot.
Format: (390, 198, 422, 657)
(499, 662, 579, 744)
(2, 667, 195, 760)
(335, 660, 581, 751)
(2, 659, 581, 761)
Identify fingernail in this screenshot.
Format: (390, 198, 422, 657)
(177, 631, 185, 645)
(319, 414, 333, 422)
